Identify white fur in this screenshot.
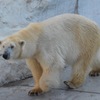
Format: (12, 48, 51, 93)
(1, 14, 100, 91)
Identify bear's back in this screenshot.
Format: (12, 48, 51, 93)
(38, 14, 100, 66)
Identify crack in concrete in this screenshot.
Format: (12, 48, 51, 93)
(69, 89, 100, 95)
(1, 76, 33, 87)
(74, 0, 79, 14)
(54, 88, 100, 95)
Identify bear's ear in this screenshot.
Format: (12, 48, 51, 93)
(19, 40, 25, 46)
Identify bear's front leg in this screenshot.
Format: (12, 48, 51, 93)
(26, 58, 43, 96)
(39, 68, 51, 92)
(39, 67, 61, 92)
(64, 57, 91, 89)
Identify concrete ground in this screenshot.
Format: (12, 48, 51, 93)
(1, 75, 100, 100)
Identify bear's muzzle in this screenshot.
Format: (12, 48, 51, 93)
(2, 51, 10, 60)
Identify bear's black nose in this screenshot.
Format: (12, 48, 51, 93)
(2, 53, 9, 60)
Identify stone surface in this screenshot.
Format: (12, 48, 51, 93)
(0, 0, 76, 29)
(0, 59, 31, 86)
(1, 76, 100, 100)
(1, 87, 100, 100)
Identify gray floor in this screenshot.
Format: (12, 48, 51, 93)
(1, 76, 100, 100)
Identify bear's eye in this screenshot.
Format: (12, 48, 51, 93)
(11, 45, 14, 49)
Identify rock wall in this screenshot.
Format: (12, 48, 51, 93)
(0, 0, 75, 29)
(0, 0, 100, 85)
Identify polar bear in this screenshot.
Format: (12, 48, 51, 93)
(0, 14, 100, 96)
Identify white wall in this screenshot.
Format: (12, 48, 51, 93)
(79, 0, 100, 26)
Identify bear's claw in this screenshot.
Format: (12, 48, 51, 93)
(89, 71, 100, 77)
(28, 88, 43, 96)
(64, 81, 74, 89)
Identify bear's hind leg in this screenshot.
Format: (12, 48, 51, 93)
(26, 58, 43, 96)
(89, 66, 100, 77)
(64, 56, 91, 89)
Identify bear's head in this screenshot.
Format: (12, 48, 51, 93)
(0, 37, 25, 60)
